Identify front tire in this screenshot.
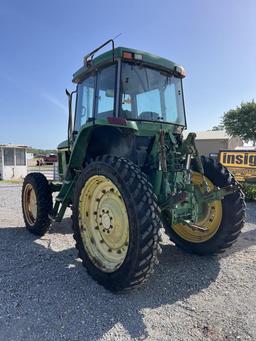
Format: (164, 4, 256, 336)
(22, 173, 53, 236)
(72, 155, 162, 292)
(164, 157, 245, 255)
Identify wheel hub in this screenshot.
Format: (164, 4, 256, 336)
(78, 175, 129, 272)
(101, 212, 111, 230)
(23, 183, 37, 226)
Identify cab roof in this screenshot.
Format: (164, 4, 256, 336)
(72, 46, 183, 83)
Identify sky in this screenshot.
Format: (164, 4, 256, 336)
(0, 0, 255, 149)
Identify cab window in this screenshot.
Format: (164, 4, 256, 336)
(136, 89, 161, 119)
(74, 75, 95, 131)
(95, 64, 116, 119)
(121, 62, 186, 125)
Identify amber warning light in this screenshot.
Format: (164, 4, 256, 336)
(122, 51, 143, 61)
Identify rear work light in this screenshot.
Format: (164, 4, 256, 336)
(134, 53, 143, 60)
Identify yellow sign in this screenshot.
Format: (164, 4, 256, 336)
(219, 151, 256, 168)
(219, 150, 256, 183)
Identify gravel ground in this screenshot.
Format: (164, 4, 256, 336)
(0, 184, 255, 341)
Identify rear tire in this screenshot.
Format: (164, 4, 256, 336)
(164, 157, 245, 255)
(22, 173, 53, 236)
(72, 155, 162, 292)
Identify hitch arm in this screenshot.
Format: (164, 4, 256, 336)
(201, 183, 241, 203)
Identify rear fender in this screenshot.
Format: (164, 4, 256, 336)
(68, 120, 138, 174)
(53, 121, 139, 221)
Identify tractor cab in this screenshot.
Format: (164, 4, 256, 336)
(71, 41, 187, 137)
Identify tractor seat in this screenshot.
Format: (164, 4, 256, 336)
(95, 111, 114, 119)
(139, 112, 159, 120)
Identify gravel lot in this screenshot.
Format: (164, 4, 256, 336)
(0, 184, 256, 341)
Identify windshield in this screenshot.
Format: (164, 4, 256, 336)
(120, 62, 186, 125)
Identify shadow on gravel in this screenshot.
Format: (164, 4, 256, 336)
(48, 217, 73, 235)
(0, 225, 221, 341)
(0, 203, 255, 340)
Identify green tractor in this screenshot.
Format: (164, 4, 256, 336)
(22, 40, 245, 292)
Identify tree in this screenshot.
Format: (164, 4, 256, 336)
(212, 124, 224, 131)
(223, 100, 256, 146)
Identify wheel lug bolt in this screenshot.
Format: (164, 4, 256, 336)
(95, 226, 99, 230)
(93, 211, 97, 215)
(117, 250, 121, 254)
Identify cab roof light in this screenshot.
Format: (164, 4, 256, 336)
(175, 65, 186, 77)
(134, 53, 143, 60)
(122, 51, 133, 60)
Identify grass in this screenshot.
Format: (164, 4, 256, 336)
(241, 183, 256, 201)
(0, 179, 23, 185)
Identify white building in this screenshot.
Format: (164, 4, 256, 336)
(0, 144, 28, 180)
(183, 130, 243, 157)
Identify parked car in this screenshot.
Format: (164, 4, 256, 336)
(43, 154, 57, 165)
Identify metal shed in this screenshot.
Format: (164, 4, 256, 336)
(0, 144, 28, 180)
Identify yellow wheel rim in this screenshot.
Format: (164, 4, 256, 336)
(173, 172, 222, 243)
(78, 175, 129, 272)
(23, 183, 37, 226)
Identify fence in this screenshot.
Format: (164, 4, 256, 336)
(27, 163, 59, 181)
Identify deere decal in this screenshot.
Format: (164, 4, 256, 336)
(219, 150, 256, 183)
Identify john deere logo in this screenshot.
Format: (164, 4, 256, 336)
(220, 151, 256, 168)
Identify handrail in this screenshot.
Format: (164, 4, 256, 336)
(83, 39, 115, 66)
